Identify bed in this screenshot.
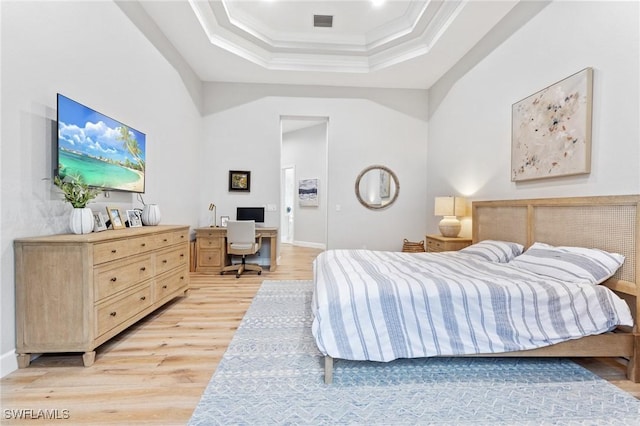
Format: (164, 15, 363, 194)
(312, 195, 640, 384)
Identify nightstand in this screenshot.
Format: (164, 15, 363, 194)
(425, 235, 472, 252)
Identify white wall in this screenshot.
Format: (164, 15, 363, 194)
(0, 1, 202, 376)
(427, 0, 640, 236)
(282, 123, 328, 248)
(201, 88, 430, 251)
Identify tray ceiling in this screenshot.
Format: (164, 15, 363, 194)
(137, 0, 527, 89)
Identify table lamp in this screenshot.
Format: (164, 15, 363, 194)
(208, 203, 216, 227)
(434, 196, 466, 237)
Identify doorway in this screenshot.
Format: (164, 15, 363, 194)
(280, 116, 328, 249)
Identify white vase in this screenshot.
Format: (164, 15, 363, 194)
(69, 207, 94, 234)
(141, 204, 161, 226)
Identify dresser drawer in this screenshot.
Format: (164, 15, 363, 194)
(426, 238, 445, 252)
(155, 269, 188, 301)
(197, 236, 222, 249)
(426, 235, 472, 252)
(94, 255, 154, 300)
(155, 246, 188, 275)
(197, 248, 222, 267)
(154, 229, 189, 249)
(96, 284, 152, 337)
(93, 235, 156, 264)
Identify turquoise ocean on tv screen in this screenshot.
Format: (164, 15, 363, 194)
(59, 150, 143, 192)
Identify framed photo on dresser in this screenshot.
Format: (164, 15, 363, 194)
(93, 211, 107, 232)
(106, 207, 125, 230)
(126, 209, 142, 228)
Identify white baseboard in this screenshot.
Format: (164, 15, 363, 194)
(291, 240, 326, 250)
(1, 349, 19, 378)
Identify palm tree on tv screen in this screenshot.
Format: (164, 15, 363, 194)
(117, 126, 145, 171)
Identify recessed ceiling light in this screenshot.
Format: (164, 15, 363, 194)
(371, 0, 386, 7)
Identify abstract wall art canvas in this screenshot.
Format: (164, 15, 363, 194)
(298, 178, 319, 207)
(228, 170, 251, 192)
(511, 68, 593, 182)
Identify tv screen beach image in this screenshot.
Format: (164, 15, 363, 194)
(57, 94, 146, 193)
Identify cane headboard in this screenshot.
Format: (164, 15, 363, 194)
(472, 195, 639, 292)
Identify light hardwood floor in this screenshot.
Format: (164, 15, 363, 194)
(1, 244, 638, 425)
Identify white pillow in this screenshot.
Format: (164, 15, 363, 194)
(508, 242, 625, 284)
(459, 240, 524, 263)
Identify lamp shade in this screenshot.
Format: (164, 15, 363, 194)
(434, 196, 466, 217)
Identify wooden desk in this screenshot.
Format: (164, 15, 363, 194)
(194, 227, 278, 273)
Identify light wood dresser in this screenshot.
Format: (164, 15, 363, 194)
(425, 234, 472, 252)
(14, 225, 190, 367)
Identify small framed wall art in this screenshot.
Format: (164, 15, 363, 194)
(220, 216, 229, 227)
(229, 170, 251, 192)
(511, 67, 593, 182)
(298, 178, 319, 207)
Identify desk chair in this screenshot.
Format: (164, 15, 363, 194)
(221, 220, 263, 278)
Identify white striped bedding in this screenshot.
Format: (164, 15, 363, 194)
(311, 249, 633, 362)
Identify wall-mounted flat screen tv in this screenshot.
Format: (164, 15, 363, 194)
(56, 93, 146, 193)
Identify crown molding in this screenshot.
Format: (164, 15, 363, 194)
(188, 0, 467, 73)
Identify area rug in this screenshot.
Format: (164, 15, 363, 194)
(189, 280, 640, 425)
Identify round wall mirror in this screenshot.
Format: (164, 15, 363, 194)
(355, 165, 399, 210)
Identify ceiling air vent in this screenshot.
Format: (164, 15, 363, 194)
(314, 15, 333, 28)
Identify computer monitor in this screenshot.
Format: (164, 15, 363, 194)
(236, 207, 265, 224)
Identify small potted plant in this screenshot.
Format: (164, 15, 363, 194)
(54, 174, 101, 234)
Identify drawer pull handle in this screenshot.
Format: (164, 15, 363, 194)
(180, 235, 185, 239)
(180, 276, 184, 280)
(110, 277, 117, 282)
(162, 285, 168, 289)
(140, 296, 146, 301)
(180, 254, 185, 258)
(163, 238, 168, 242)
(110, 312, 117, 317)
(141, 243, 146, 247)
(111, 249, 117, 254)
(162, 260, 168, 264)
(140, 267, 146, 271)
